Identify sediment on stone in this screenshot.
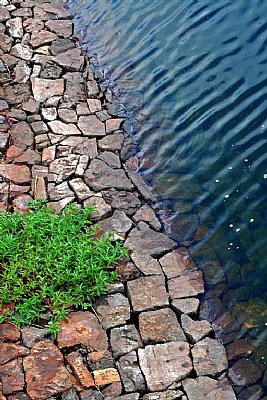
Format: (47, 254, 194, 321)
(0, 1, 238, 399)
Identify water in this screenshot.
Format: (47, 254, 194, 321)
(68, 0, 267, 395)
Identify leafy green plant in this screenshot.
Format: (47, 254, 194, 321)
(0, 200, 126, 334)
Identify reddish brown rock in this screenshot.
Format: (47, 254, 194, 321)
(116, 260, 142, 282)
(6, 145, 23, 161)
(53, 48, 84, 72)
(0, 33, 12, 53)
(98, 132, 124, 152)
(93, 368, 121, 387)
(0, 343, 30, 365)
(95, 210, 133, 240)
(226, 339, 254, 360)
(45, 19, 73, 38)
(30, 30, 58, 48)
(130, 253, 162, 276)
(102, 189, 141, 216)
(8, 393, 30, 400)
(0, 84, 31, 106)
(0, 358, 25, 395)
(0, 165, 31, 184)
(159, 248, 197, 279)
(192, 337, 228, 377)
(183, 377, 237, 400)
(78, 115, 105, 137)
(110, 325, 143, 359)
(34, 3, 72, 21)
(133, 205, 161, 231)
(83, 196, 112, 222)
(31, 77, 64, 102)
(139, 308, 186, 344)
(105, 118, 123, 134)
(14, 149, 41, 165)
(127, 275, 169, 312)
(168, 271, 204, 299)
(171, 298, 200, 316)
(0, 5, 10, 23)
(10, 122, 34, 150)
(138, 342, 192, 392)
(101, 382, 122, 398)
(23, 339, 73, 400)
(87, 99, 102, 113)
(33, 176, 47, 200)
(12, 195, 32, 213)
(181, 314, 212, 344)
(23, 18, 44, 33)
(0, 323, 20, 342)
(66, 352, 94, 389)
(94, 293, 131, 330)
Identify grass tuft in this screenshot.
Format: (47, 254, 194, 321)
(0, 200, 126, 334)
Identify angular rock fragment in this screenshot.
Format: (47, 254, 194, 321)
(48, 120, 80, 136)
(48, 197, 75, 212)
(0, 343, 30, 365)
(127, 171, 156, 202)
(171, 298, 200, 316)
(116, 351, 146, 393)
(105, 118, 123, 133)
(192, 337, 228, 377)
(30, 29, 58, 48)
(6, 17, 23, 38)
(64, 72, 87, 103)
(143, 390, 184, 400)
(0, 358, 25, 395)
(10, 122, 34, 150)
(0, 5, 10, 23)
(12, 194, 33, 214)
(83, 196, 112, 222)
(14, 60, 31, 83)
(98, 132, 124, 151)
(94, 293, 131, 330)
(42, 107, 57, 121)
(53, 48, 84, 72)
(183, 377, 237, 400)
(0, 83, 31, 106)
(95, 210, 133, 240)
(98, 151, 121, 169)
(159, 248, 197, 279)
(31, 77, 64, 102)
(42, 145, 56, 165)
(102, 189, 141, 216)
(133, 205, 161, 231)
(228, 358, 264, 386)
(21, 326, 49, 348)
(78, 115, 105, 137)
(0, 323, 20, 342)
(58, 108, 77, 123)
(66, 352, 94, 389)
(93, 368, 121, 387)
(87, 99, 102, 113)
(168, 271, 204, 299)
(76, 155, 89, 176)
(0, 165, 31, 184)
(34, 3, 72, 21)
(130, 253, 162, 276)
(110, 325, 143, 359)
(10, 44, 33, 61)
(40, 60, 63, 79)
(49, 181, 74, 201)
(14, 149, 41, 165)
(49, 155, 79, 182)
(45, 19, 73, 38)
(181, 314, 213, 344)
(69, 178, 92, 201)
(23, 17, 44, 33)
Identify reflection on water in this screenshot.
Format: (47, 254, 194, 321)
(68, 0, 267, 395)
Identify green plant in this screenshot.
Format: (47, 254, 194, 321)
(0, 200, 126, 334)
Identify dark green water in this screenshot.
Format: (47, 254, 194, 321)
(68, 0, 267, 396)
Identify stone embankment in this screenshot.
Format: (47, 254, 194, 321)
(0, 1, 237, 399)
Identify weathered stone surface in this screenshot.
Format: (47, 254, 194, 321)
(68, 178, 92, 201)
(76, 103, 90, 116)
(168, 271, 204, 299)
(116, 351, 146, 393)
(101, 382, 122, 398)
(0, 343, 30, 365)
(30, 29, 58, 48)
(139, 308, 186, 344)
(102, 189, 141, 216)
(42, 107, 57, 121)
(12, 194, 33, 214)
(94, 293, 131, 330)
(98, 132, 124, 151)
(48, 197, 75, 212)
(125, 222, 176, 257)
(77, 115, 105, 137)
(23, 18, 44, 33)
(171, 298, 200, 316)
(14, 60, 31, 83)
(53, 48, 84, 72)
(181, 314, 212, 344)
(0, 33, 12, 53)
(8, 393, 30, 400)
(85, 160, 133, 191)
(0, 83, 31, 106)
(68, 137, 97, 159)
(66, 352, 94, 389)
(0, 100, 8, 112)
(22, 98, 39, 114)
(49, 181, 73, 200)
(10, 122, 34, 150)
(143, 390, 184, 400)
(6, 145, 23, 161)
(84, 196, 112, 222)
(0, 132, 9, 152)
(110, 325, 143, 359)
(87, 98, 102, 113)
(98, 151, 121, 169)
(133, 205, 161, 231)
(23, 340, 73, 400)
(6, 109, 26, 121)
(107, 395, 140, 400)
(0, 323, 20, 342)
(10, 44, 33, 61)
(49, 120, 80, 136)
(138, 342, 192, 392)
(226, 339, 254, 361)
(40, 60, 63, 79)
(183, 377, 237, 400)
(130, 253, 162, 276)
(34, 3, 72, 21)
(31, 78, 64, 102)
(10, 183, 31, 198)
(159, 248, 197, 279)
(0, 5, 10, 22)
(6, 17, 23, 38)
(61, 389, 80, 400)
(192, 337, 228, 377)
(0, 358, 25, 395)
(32, 165, 48, 178)
(95, 210, 133, 240)
(63, 71, 87, 102)
(76, 155, 89, 176)
(21, 326, 49, 348)
(49, 155, 79, 182)
(127, 171, 156, 202)
(58, 108, 77, 123)
(45, 19, 73, 38)
(0, 164, 31, 184)
(87, 80, 99, 97)
(105, 118, 123, 133)
(106, 282, 125, 295)
(127, 275, 169, 312)
(93, 368, 121, 387)
(116, 260, 142, 282)
(14, 149, 41, 165)
(42, 145, 56, 165)
(228, 359, 264, 386)
(51, 38, 76, 56)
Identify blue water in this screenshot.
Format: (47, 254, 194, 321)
(68, 0, 267, 395)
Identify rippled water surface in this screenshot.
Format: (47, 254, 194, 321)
(68, 0, 267, 394)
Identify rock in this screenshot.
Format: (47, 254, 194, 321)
(225, 339, 254, 361)
(139, 308, 186, 344)
(42, 107, 57, 121)
(14, 60, 31, 83)
(228, 358, 264, 386)
(80, 389, 103, 400)
(64, 71, 87, 102)
(106, 282, 125, 295)
(6, 17, 23, 38)
(183, 377, 237, 400)
(105, 118, 123, 133)
(10, 184, 31, 198)
(168, 271, 204, 299)
(98, 151, 121, 169)
(116, 260, 142, 282)
(10, 44, 33, 61)
(143, 390, 184, 400)
(12, 195, 32, 214)
(51, 38, 76, 56)
(33, 176, 47, 200)
(98, 132, 124, 151)
(48, 197, 75, 212)
(0, 358, 25, 395)
(8, 393, 30, 400)
(0, 323, 20, 342)
(130, 253, 162, 276)
(0, 165, 31, 184)
(32, 165, 48, 178)
(0, 84, 31, 106)
(68, 178, 92, 201)
(0, 100, 8, 112)
(33, 3, 72, 21)
(48, 120, 80, 136)
(10, 122, 34, 150)
(14, 149, 41, 165)
(95, 210, 132, 240)
(127, 171, 156, 202)
(0, 5, 10, 22)
(138, 342, 192, 392)
(101, 382, 122, 398)
(102, 189, 141, 216)
(30, 29, 58, 48)
(107, 395, 140, 400)
(133, 205, 161, 231)
(21, 326, 49, 348)
(23, 18, 44, 33)
(110, 325, 143, 359)
(49, 181, 74, 201)
(181, 314, 213, 344)
(76, 103, 90, 116)
(22, 99, 39, 114)
(171, 298, 200, 316)
(0, 343, 30, 365)
(125, 222, 176, 257)
(127, 275, 169, 313)
(170, 215, 199, 241)
(71, 137, 98, 158)
(40, 60, 63, 79)
(62, 389, 80, 400)
(116, 351, 146, 392)
(94, 293, 131, 330)
(6, 145, 23, 161)
(42, 146, 56, 165)
(85, 160, 134, 192)
(76, 155, 89, 176)
(0, 133, 9, 151)
(6, 109, 26, 121)
(49, 155, 79, 182)
(87, 80, 99, 97)
(83, 196, 112, 222)
(23, 340, 73, 400)
(87, 99, 102, 113)
(93, 368, 121, 387)
(53, 48, 84, 72)
(78, 115, 105, 137)
(58, 108, 77, 123)
(45, 19, 73, 38)
(192, 337, 228, 377)
(0, 33, 12, 53)
(31, 78, 64, 102)
(159, 248, 197, 279)
(238, 385, 263, 400)
(66, 352, 94, 389)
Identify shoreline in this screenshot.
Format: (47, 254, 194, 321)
(0, 1, 237, 399)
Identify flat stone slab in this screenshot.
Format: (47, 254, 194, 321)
(31, 77, 64, 102)
(143, 390, 184, 399)
(159, 248, 197, 279)
(181, 314, 213, 344)
(94, 293, 131, 330)
(110, 325, 143, 359)
(168, 271, 204, 299)
(138, 342, 192, 392)
(78, 115, 105, 137)
(0, 164, 31, 184)
(183, 377, 237, 400)
(0, 358, 25, 395)
(171, 298, 200, 316)
(116, 351, 146, 393)
(192, 337, 228, 377)
(48, 120, 81, 136)
(95, 210, 133, 240)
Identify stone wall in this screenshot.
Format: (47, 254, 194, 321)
(0, 0, 237, 399)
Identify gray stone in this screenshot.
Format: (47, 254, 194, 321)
(72, 137, 98, 158)
(127, 171, 156, 202)
(0, 132, 9, 151)
(228, 359, 264, 386)
(0, 5, 10, 22)
(171, 298, 200, 316)
(45, 19, 73, 38)
(10, 43, 33, 61)
(98, 132, 124, 151)
(0, 33, 12, 53)
(183, 377, 237, 400)
(125, 222, 176, 257)
(116, 351, 146, 393)
(98, 151, 121, 169)
(138, 342, 192, 392)
(105, 118, 124, 134)
(41, 107, 57, 121)
(49, 182, 74, 201)
(133, 205, 161, 231)
(95, 210, 132, 240)
(40, 60, 63, 79)
(87, 99, 102, 113)
(62, 389, 79, 400)
(30, 29, 58, 48)
(33, 3, 72, 21)
(170, 214, 199, 241)
(110, 325, 143, 359)
(192, 337, 228, 377)
(78, 115, 105, 137)
(84, 196, 112, 222)
(76, 155, 89, 176)
(31, 121, 48, 135)
(69, 178, 92, 201)
(143, 390, 184, 400)
(102, 189, 141, 216)
(53, 48, 84, 72)
(181, 314, 213, 344)
(31, 78, 64, 102)
(14, 60, 31, 83)
(107, 395, 139, 400)
(127, 275, 169, 313)
(6, 17, 23, 38)
(76, 103, 90, 116)
(48, 120, 80, 136)
(87, 80, 99, 97)
(50, 38, 76, 56)
(139, 308, 186, 344)
(58, 108, 77, 123)
(21, 326, 49, 348)
(84, 160, 134, 192)
(130, 253, 162, 276)
(64, 71, 87, 103)
(94, 293, 131, 330)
